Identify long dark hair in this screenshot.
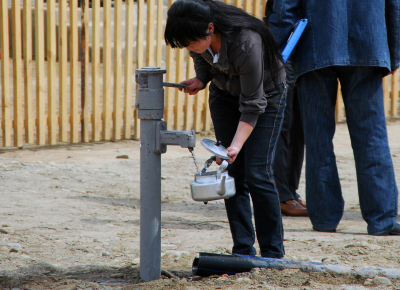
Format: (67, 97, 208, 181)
(164, 0, 283, 89)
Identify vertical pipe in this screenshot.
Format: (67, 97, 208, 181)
(137, 67, 166, 282)
(140, 119, 162, 281)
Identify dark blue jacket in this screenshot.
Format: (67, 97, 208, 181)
(269, 0, 400, 80)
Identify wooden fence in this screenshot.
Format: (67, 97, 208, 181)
(0, 0, 399, 148)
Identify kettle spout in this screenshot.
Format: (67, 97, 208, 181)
(216, 176, 226, 196)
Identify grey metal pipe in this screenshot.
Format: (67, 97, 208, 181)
(136, 66, 196, 282)
(136, 67, 166, 282)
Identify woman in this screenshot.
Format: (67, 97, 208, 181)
(165, 0, 286, 258)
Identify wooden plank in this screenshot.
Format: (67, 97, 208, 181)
(0, 0, 11, 147)
(11, 0, 24, 147)
(335, 82, 344, 122)
(243, 0, 252, 14)
(383, 76, 389, 117)
(164, 46, 175, 129)
(70, 0, 79, 143)
(173, 49, 184, 130)
(59, 0, 68, 142)
(35, 0, 46, 145)
(113, 0, 122, 140)
(92, 0, 101, 141)
(123, 0, 134, 139)
(23, 0, 34, 144)
(164, 0, 176, 130)
(102, 0, 112, 140)
(156, 0, 164, 67)
(253, 0, 260, 18)
(47, 0, 57, 145)
(235, 0, 243, 9)
(81, 0, 90, 142)
(203, 84, 211, 131)
(135, 0, 145, 139)
(390, 70, 399, 117)
(193, 91, 202, 132)
(183, 52, 194, 131)
(146, 0, 156, 66)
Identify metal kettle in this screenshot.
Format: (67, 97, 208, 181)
(190, 139, 236, 203)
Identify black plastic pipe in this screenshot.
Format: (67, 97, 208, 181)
(192, 252, 400, 278)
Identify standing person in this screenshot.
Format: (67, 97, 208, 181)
(269, 0, 400, 235)
(165, 0, 287, 257)
(264, 0, 307, 217)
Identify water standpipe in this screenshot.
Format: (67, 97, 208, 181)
(136, 66, 196, 282)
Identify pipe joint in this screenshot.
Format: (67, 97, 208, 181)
(155, 121, 196, 154)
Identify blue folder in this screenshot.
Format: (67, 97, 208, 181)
(281, 19, 308, 63)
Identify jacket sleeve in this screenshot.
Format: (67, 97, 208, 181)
(232, 38, 266, 127)
(188, 50, 213, 87)
(386, 0, 400, 71)
(268, 0, 301, 51)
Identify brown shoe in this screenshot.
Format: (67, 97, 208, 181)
(280, 199, 308, 216)
(296, 197, 306, 208)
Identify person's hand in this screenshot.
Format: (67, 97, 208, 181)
(227, 145, 240, 164)
(179, 78, 204, 95)
(215, 156, 223, 165)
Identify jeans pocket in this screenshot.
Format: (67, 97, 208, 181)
(267, 97, 280, 111)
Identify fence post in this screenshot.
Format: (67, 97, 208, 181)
(70, 0, 80, 143)
(391, 70, 399, 117)
(123, 0, 134, 139)
(113, 0, 123, 140)
(102, 0, 112, 141)
(35, 0, 46, 145)
(91, 0, 101, 141)
(12, 0, 24, 147)
(47, 0, 57, 145)
(1, 0, 12, 147)
(59, 0, 68, 142)
(23, 0, 34, 144)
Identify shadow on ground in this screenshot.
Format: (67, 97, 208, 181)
(0, 263, 191, 288)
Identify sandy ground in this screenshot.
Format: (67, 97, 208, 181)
(0, 120, 400, 290)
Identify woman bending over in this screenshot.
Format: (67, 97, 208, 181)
(165, 0, 286, 258)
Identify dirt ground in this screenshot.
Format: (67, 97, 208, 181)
(0, 120, 400, 290)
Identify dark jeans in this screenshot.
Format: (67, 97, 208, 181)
(209, 82, 286, 258)
(297, 66, 398, 235)
(273, 83, 304, 202)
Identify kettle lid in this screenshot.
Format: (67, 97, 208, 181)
(200, 138, 229, 159)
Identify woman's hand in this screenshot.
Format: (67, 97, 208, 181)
(180, 78, 204, 95)
(215, 145, 240, 164)
(227, 146, 240, 164)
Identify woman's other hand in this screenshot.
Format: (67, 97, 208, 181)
(227, 146, 240, 164)
(180, 78, 204, 95)
(215, 156, 223, 165)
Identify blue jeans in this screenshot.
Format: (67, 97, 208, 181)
(209, 82, 286, 258)
(297, 66, 398, 235)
